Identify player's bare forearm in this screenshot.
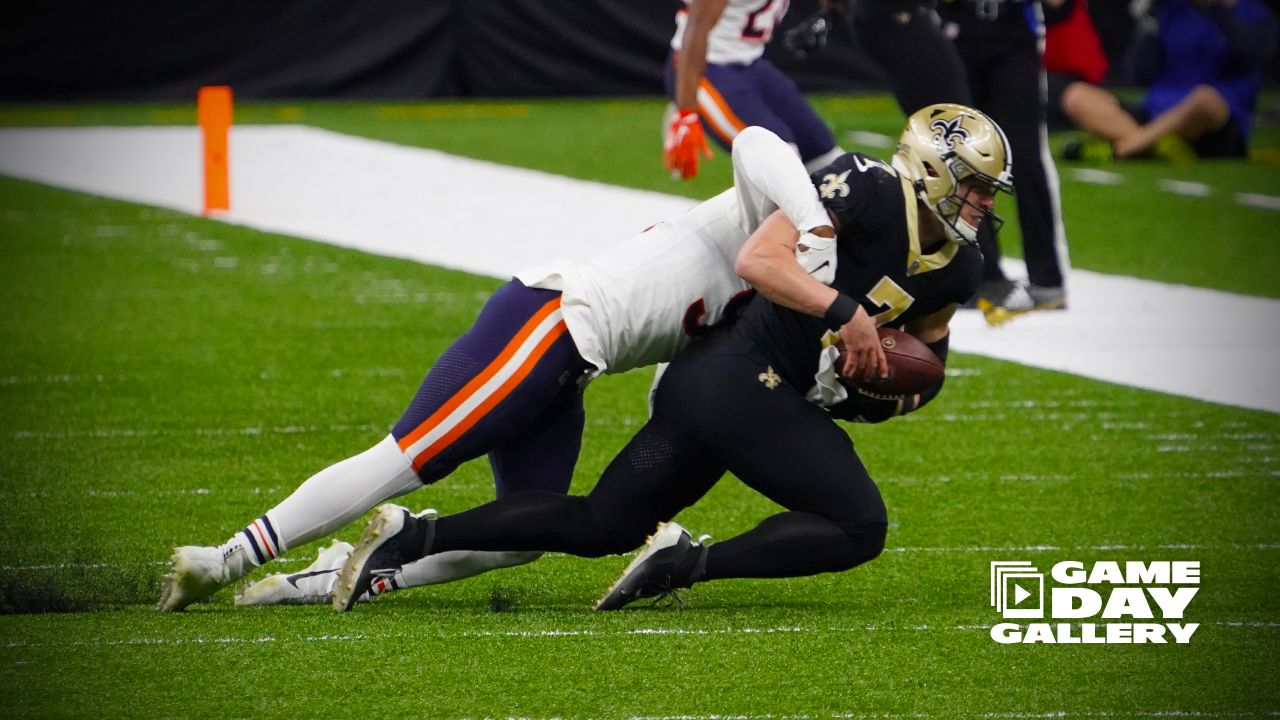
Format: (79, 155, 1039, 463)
(735, 210, 838, 316)
(676, 0, 726, 109)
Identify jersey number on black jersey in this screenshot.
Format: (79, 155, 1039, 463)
(866, 277, 915, 326)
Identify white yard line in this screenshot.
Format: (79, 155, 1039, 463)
(3, 621, 1276, 649)
(1236, 192, 1280, 210)
(1070, 168, 1125, 185)
(1157, 179, 1212, 197)
(1, 125, 1278, 413)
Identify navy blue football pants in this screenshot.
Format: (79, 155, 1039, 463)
(391, 279, 591, 497)
(664, 53, 838, 166)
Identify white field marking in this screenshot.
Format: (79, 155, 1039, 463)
(846, 130, 895, 149)
(0, 481, 476, 501)
(3, 634, 367, 649)
(1236, 192, 1280, 210)
(8, 422, 386, 440)
(1069, 168, 1125, 185)
(888, 467, 1280, 483)
(9, 623, 1276, 651)
(1, 374, 111, 385)
(1158, 179, 1211, 197)
(1116, 469, 1280, 479)
(1, 563, 113, 571)
(2, 556, 311, 572)
(950, 399, 1110, 409)
(2, 126, 1279, 413)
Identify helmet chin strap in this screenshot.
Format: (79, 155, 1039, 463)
(931, 204, 979, 246)
(912, 179, 980, 247)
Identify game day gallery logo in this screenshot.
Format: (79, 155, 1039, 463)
(989, 560, 1200, 644)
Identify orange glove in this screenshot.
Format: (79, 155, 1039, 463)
(663, 109, 713, 180)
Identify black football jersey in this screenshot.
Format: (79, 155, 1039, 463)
(728, 151, 982, 390)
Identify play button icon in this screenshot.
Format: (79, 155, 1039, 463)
(990, 561, 1045, 618)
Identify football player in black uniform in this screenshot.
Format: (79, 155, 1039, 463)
(784, 1, 971, 114)
(936, 0, 1070, 322)
(852, 0, 973, 114)
(331, 104, 1014, 612)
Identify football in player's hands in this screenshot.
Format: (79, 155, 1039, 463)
(837, 328, 944, 398)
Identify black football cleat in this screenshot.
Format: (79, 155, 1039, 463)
(594, 522, 709, 611)
(332, 504, 436, 612)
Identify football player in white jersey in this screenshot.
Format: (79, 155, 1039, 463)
(156, 125, 886, 611)
(663, 0, 844, 180)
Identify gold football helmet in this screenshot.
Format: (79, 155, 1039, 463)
(891, 103, 1014, 245)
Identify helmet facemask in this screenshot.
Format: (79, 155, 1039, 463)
(933, 155, 1013, 245)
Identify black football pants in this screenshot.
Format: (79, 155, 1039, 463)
(429, 337, 888, 581)
(940, 2, 1068, 289)
(853, 0, 972, 114)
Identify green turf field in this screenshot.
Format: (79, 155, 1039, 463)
(1, 97, 1278, 718)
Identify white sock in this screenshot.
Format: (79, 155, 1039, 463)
(390, 550, 544, 590)
(224, 434, 421, 569)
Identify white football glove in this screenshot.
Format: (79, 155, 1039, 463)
(795, 231, 837, 285)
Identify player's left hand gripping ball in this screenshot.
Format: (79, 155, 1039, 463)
(664, 109, 712, 180)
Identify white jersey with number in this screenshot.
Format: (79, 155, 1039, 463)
(671, 0, 792, 65)
(515, 126, 831, 378)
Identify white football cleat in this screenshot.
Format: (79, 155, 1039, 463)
(156, 545, 242, 612)
(235, 540, 354, 606)
(594, 522, 709, 611)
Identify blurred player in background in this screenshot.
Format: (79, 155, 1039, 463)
(157, 126, 875, 611)
(850, 0, 973, 114)
(663, 0, 844, 180)
(782, 0, 972, 124)
(1061, 0, 1276, 163)
(332, 104, 1014, 613)
(935, 0, 1071, 324)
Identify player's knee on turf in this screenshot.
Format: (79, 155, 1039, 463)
(576, 496, 661, 557)
(833, 518, 888, 568)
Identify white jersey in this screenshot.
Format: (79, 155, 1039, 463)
(671, 0, 792, 65)
(516, 126, 830, 378)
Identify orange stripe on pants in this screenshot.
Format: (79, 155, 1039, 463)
(697, 79, 748, 146)
(409, 319, 568, 472)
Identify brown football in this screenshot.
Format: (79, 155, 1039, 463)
(837, 327, 945, 399)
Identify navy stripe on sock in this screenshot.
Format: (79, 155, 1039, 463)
(241, 528, 266, 564)
(259, 515, 280, 554)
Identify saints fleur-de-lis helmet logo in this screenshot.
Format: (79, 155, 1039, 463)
(930, 115, 970, 150)
(758, 366, 781, 390)
(819, 170, 851, 199)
